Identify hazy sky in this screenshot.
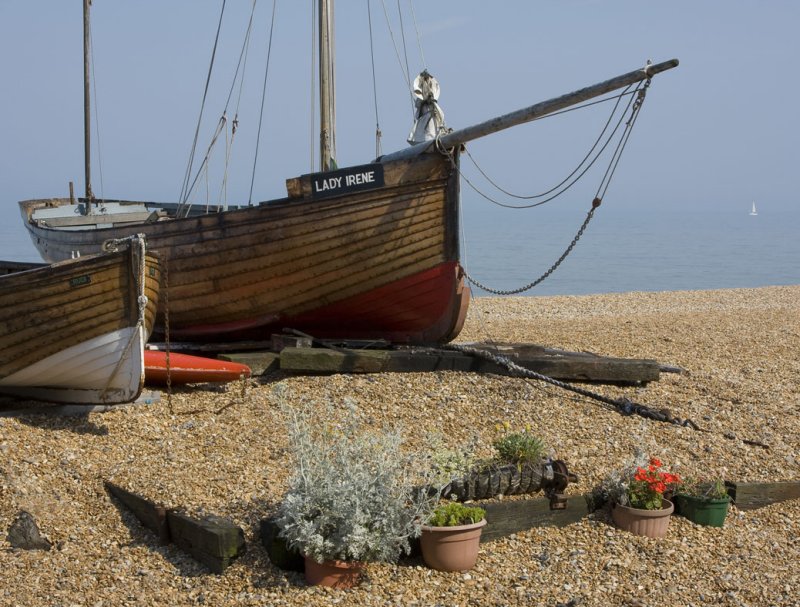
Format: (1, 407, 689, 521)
(1, 1, 797, 236)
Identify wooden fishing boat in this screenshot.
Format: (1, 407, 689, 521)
(17, 2, 677, 345)
(0, 236, 160, 404)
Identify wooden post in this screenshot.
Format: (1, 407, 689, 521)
(318, 0, 334, 172)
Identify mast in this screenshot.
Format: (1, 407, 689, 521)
(83, 0, 94, 206)
(380, 59, 679, 163)
(319, 0, 335, 171)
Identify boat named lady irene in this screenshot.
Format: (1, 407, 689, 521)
(17, 1, 677, 345)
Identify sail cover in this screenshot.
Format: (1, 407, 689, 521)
(407, 70, 446, 145)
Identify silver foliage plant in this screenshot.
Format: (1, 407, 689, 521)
(276, 398, 448, 564)
(591, 447, 650, 509)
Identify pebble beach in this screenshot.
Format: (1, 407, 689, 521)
(1, 285, 798, 607)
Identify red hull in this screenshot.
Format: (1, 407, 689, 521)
(165, 262, 470, 344)
(144, 351, 251, 385)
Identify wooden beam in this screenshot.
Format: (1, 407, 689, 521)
(278, 343, 661, 383)
(105, 481, 170, 544)
(726, 481, 800, 511)
(218, 352, 280, 376)
(481, 494, 591, 542)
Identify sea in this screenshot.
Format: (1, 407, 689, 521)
(1, 204, 797, 297)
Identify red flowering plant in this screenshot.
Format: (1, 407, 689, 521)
(589, 451, 681, 512)
(626, 458, 681, 510)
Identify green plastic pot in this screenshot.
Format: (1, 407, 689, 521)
(674, 493, 730, 527)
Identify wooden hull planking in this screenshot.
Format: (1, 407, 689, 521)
(0, 244, 160, 404)
(19, 153, 467, 344)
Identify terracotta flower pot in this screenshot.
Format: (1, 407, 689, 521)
(303, 556, 364, 588)
(420, 518, 487, 572)
(611, 498, 674, 538)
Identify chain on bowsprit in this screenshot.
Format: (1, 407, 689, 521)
(464, 198, 601, 296)
(447, 78, 652, 295)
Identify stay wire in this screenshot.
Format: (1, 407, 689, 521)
(248, 0, 279, 205)
(396, 0, 412, 94)
(179, 0, 227, 208)
(182, 1, 259, 214)
(366, 0, 383, 157)
(408, 0, 426, 69)
(379, 0, 413, 111)
(88, 17, 104, 201)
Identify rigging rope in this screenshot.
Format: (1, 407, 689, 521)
(396, 0, 412, 99)
(408, 0, 426, 69)
(380, 0, 413, 114)
(248, 0, 279, 205)
(180, 0, 260, 215)
(179, 0, 228, 208)
(99, 234, 148, 402)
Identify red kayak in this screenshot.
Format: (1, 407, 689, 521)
(144, 350, 251, 385)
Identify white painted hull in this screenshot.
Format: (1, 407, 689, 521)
(0, 326, 146, 404)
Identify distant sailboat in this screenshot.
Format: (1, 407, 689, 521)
(750, 202, 758, 216)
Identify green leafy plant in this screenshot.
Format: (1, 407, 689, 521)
(492, 422, 545, 464)
(276, 399, 447, 564)
(676, 477, 730, 501)
(427, 502, 486, 527)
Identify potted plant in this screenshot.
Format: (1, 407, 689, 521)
(673, 477, 731, 527)
(275, 400, 445, 588)
(594, 453, 681, 538)
(420, 501, 487, 572)
(441, 424, 571, 501)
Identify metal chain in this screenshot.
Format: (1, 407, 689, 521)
(163, 249, 172, 413)
(447, 344, 770, 449)
(448, 343, 701, 428)
(464, 201, 600, 295)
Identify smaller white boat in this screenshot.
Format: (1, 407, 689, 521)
(0, 236, 160, 404)
(750, 202, 758, 216)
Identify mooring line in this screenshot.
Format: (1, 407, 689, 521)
(446, 343, 769, 450)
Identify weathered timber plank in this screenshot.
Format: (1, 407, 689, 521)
(279, 344, 659, 383)
(219, 352, 280, 376)
(167, 512, 246, 574)
(480, 494, 591, 542)
(464, 343, 661, 383)
(727, 481, 800, 510)
(279, 347, 477, 374)
(104, 481, 170, 543)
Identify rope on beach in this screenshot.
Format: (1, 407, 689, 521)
(446, 343, 770, 450)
